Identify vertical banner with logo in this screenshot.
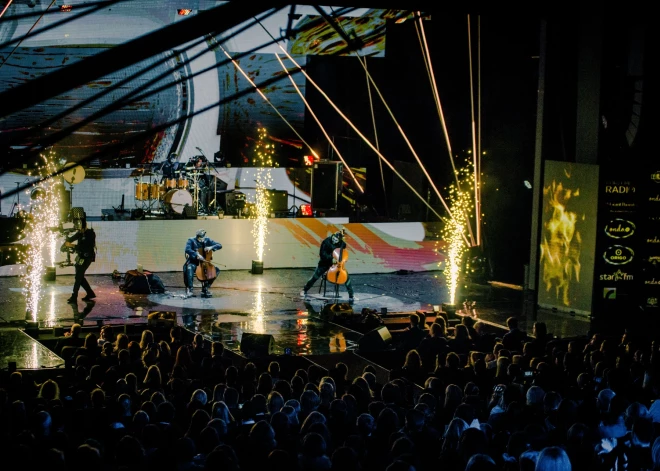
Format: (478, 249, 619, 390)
(593, 166, 639, 316)
(538, 161, 599, 315)
(639, 166, 660, 311)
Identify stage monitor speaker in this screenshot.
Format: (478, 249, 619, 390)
(358, 326, 392, 353)
(183, 205, 197, 219)
(240, 332, 275, 358)
(266, 189, 288, 212)
(225, 191, 246, 216)
(312, 161, 343, 210)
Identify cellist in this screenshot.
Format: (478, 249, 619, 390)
(184, 229, 222, 298)
(301, 230, 354, 301)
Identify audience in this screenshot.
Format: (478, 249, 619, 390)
(3, 314, 655, 471)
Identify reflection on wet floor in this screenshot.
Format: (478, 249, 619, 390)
(0, 268, 593, 360)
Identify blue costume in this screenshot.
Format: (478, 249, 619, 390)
(184, 229, 222, 298)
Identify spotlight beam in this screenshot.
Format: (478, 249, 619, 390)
(0, 0, 57, 72)
(467, 15, 481, 247)
(0, 0, 13, 19)
(274, 53, 364, 194)
(215, 43, 317, 161)
(266, 32, 469, 244)
(313, 6, 456, 230)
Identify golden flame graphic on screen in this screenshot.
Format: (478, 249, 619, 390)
(540, 180, 582, 306)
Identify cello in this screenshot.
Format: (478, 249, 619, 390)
(327, 230, 349, 285)
(195, 247, 218, 283)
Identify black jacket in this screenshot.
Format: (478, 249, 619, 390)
(318, 236, 346, 267)
(67, 228, 96, 260)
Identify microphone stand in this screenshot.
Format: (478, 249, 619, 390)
(288, 174, 299, 217)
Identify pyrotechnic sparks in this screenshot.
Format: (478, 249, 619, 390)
(251, 127, 275, 262)
(21, 152, 62, 320)
(441, 163, 475, 305)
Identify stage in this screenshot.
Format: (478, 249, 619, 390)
(0, 268, 592, 370)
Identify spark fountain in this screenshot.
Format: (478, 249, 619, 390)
(251, 127, 275, 274)
(440, 164, 475, 313)
(21, 152, 62, 321)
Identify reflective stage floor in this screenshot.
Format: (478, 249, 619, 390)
(0, 268, 592, 369)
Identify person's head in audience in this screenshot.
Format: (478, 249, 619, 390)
(140, 401, 157, 420)
(465, 454, 497, 471)
(190, 388, 207, 406)
(418, 311, 427, 328)
(534, 446, 571, 471)
(444, 352, 461, 370)
(281, 404, 299, 426)
(115, 333, 129, 353)
(127, 341, 141, 362)
(301, 389, 320, 415)
(118, 393, 131, 417)
(211, 341, 224, 358)
(266, 390, 284, 415)
(375, 407, 399, 439)
(433, 316, 448, 337)
(158, 340, 172, 359)
(404, 350, 422, 371)
(249, 420, 277, 453)
(186, 408, 210, 440)
(273, 379, 292, 401)
(454, 324, 470, 341)
(212, 400, 235, 424)
(257, 372, 273, 395)
(291, 375, 305, 397)
(90, 388, 105, 408)
(139, 329, 154, 351)
(223, 387, 239, 409)
(142, 423, 161, 452)
(157, 400, 175, 424)
(268, 361, 280, 378)
(38, 379, 60, 402)
(204, 445, 239, 471)
(496, 356, 511, 378)
(143, 365, 162, 389)
(193, 333, 205, 350)
(115, 435, 145, 468)
(211, 383, 226, 403)
(332, 446, 359, 471)
(83, 333, 98, 350)
(301, 410, 326, 436)
(408, 313, 420, 330)
(506, 317, 519, 331)
(197, 426, 220, 455)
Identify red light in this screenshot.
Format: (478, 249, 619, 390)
(299, 204, 312, 217)
(178, 8, 192, 15)
(60, 4, 73, 12)
(303, 155, 313, 166)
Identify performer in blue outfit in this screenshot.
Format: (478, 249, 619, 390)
(184, 229, 222, 298)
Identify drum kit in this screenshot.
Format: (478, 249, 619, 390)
(132, 155, 221, 217)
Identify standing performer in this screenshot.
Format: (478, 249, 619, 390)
(184, 229, 222, 298)
(301, 230, 354, 300)
(64, 216, 97, 303)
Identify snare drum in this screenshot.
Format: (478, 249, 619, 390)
(163, 189, 193, 214)
(149, 183, 164, 200)
(177, 178, 189, 189)
(135, 182, 149, 201)
(164, 178, 177, 190)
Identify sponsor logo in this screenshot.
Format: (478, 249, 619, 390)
(604, 219, 635, 239)
(599, 270, 634, 281)
(605, 185, 635, 194)
(648, 236, 660, 244)
(603, 245, 634, 265)
(645, 279, 660, 285)
(650, 195, 660, 202)
(603, 288, 617, 299)
(652, 171, 660, 183)
(648, 297, 658, 307)
(648, 256, 660, 266)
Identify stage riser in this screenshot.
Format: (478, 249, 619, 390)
(2, 220, 442, 276)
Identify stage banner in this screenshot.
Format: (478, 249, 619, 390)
(538, 161, 599, 315)
(638, 166, 660, 312)
(593, 166, 640, 316)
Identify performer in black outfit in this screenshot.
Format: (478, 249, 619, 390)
(160, 153, 177, 180)
(301, 230, 354, 300)
(64, 217, 96, 303)
(184, 229, 222, 298)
